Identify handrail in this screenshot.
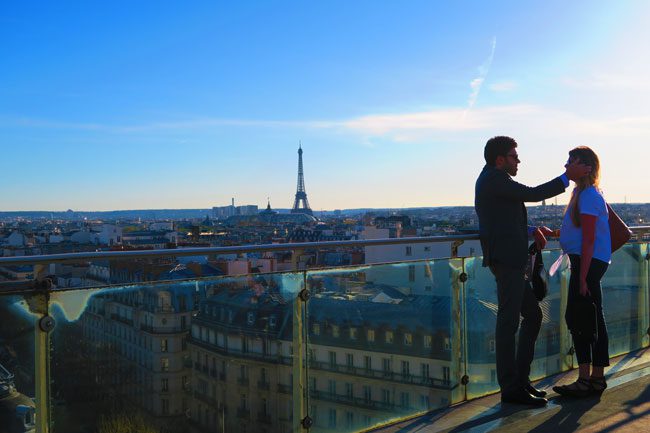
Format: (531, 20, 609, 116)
(0, 234, 479, 266)
(0, 226, 646, 267)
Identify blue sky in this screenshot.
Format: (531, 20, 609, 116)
(1, 1, 649, 211)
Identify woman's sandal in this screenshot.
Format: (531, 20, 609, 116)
(590, 376, 607, 394)
(552, 377, 593, 397)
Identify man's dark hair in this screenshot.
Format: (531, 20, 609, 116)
(484, 136, 517, 166)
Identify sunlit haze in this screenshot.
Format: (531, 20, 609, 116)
(2, 1, 649, 211)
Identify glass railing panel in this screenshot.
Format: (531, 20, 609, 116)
(0, 292, 38, 432)
(48, 271, 304, 433)
(305, 259, 465, 433)
(464, 250, 569, 399)
(602, 243, 650, 356)
(0, 251, 293, 292)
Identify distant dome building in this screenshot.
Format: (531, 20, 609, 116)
(225, 200, 317, 226)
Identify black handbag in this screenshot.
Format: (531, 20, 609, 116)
(526, 243, 548, 301)
(566, 295, 598, 343)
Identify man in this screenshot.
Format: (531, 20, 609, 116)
(475, 136, 590, 406)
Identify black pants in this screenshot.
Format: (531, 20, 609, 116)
(490, 263, 543, 394)
(567, 254, 610, 367)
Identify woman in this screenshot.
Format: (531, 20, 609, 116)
(553, 146, 611, 397)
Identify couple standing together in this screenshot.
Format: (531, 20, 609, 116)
(475, 136, 611, 406)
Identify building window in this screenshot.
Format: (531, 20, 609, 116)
(443, 366, 450, 383)
(346, 411, 354, 429)
(345, 383, 353, 398)
(260, 367, 267, 383)
(346, 353, 354, 368)
(385, 330, 394, 344)
(161, 399, 169, 415)
(367, 329, 375, 342)
(161, 358, 169, 372)
(328, 379, 336, 394)
(261, 398, 268, 415)
(403, 333, 413, 346)
(489, 339, 496, 353)
(161, 378, 169, 392)
(160, 339, 168, 353)
(247, 312, 255, 325)
(328, 409, 337, 428)
(400, 392, 410, 408)
(405, 246, 412, 256)
(313, 323, 320, 335)
(408, 265, 416, 282)
(444, 337, 451, 351)
(329, 351, 337, 367)
(332, 325, 339, 338)
(349, 327, 357, 340)
(382, 358, 391, 374)
(364, 356, 372, 371)
(269, 315, 277, 329)
(363, 385, 371, 402)
(381, 388, 390, 403)
(420, 395, 430, 409)
(401, 361, 410, 377)
(421, 363, 430, 379)
(424, 335, 432, 348)
(182, 376, 189, 390)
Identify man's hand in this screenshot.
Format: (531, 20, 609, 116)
(539, 226, 554, 237)
(533, 227, 548, 250)
(565, 160, 592, 182)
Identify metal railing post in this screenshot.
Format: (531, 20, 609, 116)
(291, 251, 309, 432)
(31, 264, 52, 433)
(559, 266, 573, 370)
(638, 243, 650, 347)
(452, 259, 467, 402)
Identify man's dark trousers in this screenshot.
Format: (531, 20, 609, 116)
(475, 164, 565, 395)
(490, 263, 542, 394)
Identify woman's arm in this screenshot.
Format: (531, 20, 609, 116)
(580, 214, 597, 296)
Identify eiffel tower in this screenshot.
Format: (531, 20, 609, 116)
(291, 143, 313, 215)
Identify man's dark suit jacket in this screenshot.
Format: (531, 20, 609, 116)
(475, 165, 566, 270)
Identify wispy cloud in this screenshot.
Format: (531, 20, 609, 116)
(489, 80, 518, 92)
(466, 37, 497, 112)
(5, 103, 650, 146)
(0, 116, 337, 133)
(561, 73, 650, 91)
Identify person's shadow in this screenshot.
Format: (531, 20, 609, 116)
(445, 401, 545, 433)
(528, 395, 601, 433)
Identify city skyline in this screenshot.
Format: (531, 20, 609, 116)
(2, 2, 650, 211)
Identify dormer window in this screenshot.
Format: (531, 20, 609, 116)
(269, 315, 277, 329)
(332, 325, 340, 338)
(313, 323, 320, 335)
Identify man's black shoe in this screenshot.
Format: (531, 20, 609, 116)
(526, 383, 547, 398)
(501, 389, 548, 406)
